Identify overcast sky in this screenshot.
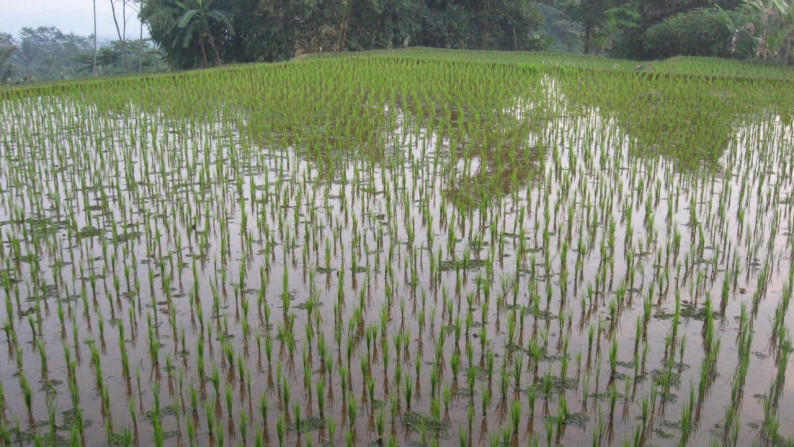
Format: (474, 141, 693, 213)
(1, 0, 145, 40)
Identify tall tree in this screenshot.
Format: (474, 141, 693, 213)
(77, 38, 167, 75)
(637, 0, 715, 25)
(610, 0, 718, 58)
(0, 34, 14, 84)
(109, 0, 131, 72)
(227, 0, 298, 62)
(138, 1, 145, 72)
(13, 27, 92, 82)
(141, 0, 544, 67)
(93, 0, 98, 75)
(145, 0, 295, 66)
(562, 0, 615, 53)
(465, 0, 544, 50)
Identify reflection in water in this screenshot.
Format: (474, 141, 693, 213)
(555, 70, 788, 173)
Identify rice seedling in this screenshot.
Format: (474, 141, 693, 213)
(0, 48, 792, 447)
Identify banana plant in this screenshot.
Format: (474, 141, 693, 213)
(772, 0, 794, 61)
(720, 3, 758, 56)
(748, 0, 791, 58)
(176, 0, 234, 67)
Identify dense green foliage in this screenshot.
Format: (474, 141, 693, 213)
(0, 38, 14, 84)
(75, 39, 168, 76)
(611, 0, 794, 60)
(135, 0, 794, 65)
(4, 27, 92, 83)
(643, 8, 733, 58)
(140, 0, 294, 67)
(0, 27, 166, 84)
(3, 0, 793, 83)
(140, 0, 547, 68)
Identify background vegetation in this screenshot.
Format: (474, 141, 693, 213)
(0, 0, 793, 85)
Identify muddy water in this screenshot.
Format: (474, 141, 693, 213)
(0, 74, 793, 447)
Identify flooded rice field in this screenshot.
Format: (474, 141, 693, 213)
(0, 55, 793, 447)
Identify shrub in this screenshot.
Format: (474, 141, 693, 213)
(643, 8, 732, 59)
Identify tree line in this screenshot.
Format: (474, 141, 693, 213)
(1, 0, 793, 84)
(0, 27, 165, 84)
(140, 0, 794, 67)
(138, 0, 547, 69)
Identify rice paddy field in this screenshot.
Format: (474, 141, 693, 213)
(1, 48, 794, 447)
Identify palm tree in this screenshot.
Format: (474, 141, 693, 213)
(176, 0, 234, 68)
